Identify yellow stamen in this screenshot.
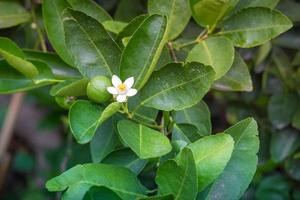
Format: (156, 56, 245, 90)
(118, 83, 127, 92)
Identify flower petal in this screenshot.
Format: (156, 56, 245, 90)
(107, 87, 118, 95)
(116, 94, 127, 102)
(124, 77, 134, 89)
(112, 75, 122, 88)
(126, 89, 137, 97)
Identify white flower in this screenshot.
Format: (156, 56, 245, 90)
(107, 75, 137, 102)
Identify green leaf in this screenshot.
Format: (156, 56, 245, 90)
(69, 100, 120, 144)
(114, 0, 144, 22)
(131, 62, 215, 112)
(218, 7, 293, 48)
(255, 175, 290, 200)
(255, 42, 272, 66)
(190, 0, 238, 29)
(62, 183, 92, 200)
(0, 37, 38, 78)
(148, 0, 191, 40)
(188, 133, 234, 191)
(173, 124, 202, 143)
(116, 15, 149, 47)
(120, 14, 167, 90)
(46, 163, 147, 200)
(285, 157, 300, 181)
(103, 20, 128, 34)
(292, 105, 300, 129)
(156, 148, 198, 200)
(50, 79, 89, 96)
(213, 52, 253, 91)
(187, 36, 234, 80)
(268, 91, 298, 129)
(138, 195, 174, 200)
(67, 0, 112, 23)
(103, 148, 147, 174)
(23, 50, 81, 79)
(271, 128, 300, 163)
(232, 0, 280, 14)
(83, 187, 122, 200)
(0, 0, 31, 28)
(43, 0, 74, 66)
(90, 118, 118, 163)
(63, 9, 122, 78)
(173, 101, 211, 136)
(117, 120, 172, 159)
(278, 0, 300, 23)
(0, 60, 51, 94)
(202, 118, 259, 200)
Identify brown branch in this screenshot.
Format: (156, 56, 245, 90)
(0, 93, 25, 159)
(167, 42, 178, 62)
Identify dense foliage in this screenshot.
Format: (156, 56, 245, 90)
(0, 0, 300, 199)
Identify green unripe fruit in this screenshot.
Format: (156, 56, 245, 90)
(87, 76, 112, 103)
(55, 96, 75, 109)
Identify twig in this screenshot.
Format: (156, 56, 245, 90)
(0, 93, 25, 160)
(175, 29, 208, 50)
(167, 42, 178, 62)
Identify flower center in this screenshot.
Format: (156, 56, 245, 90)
(118, 83, 127, 92)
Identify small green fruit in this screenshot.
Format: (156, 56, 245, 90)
(55, 96, 75, 109)
(87, 76, 112, 103)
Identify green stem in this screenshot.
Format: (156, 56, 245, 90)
(175, 29, 208, 50)
(30, 3, 47, 52)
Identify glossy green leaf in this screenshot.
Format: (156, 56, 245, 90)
(172, 124, 202, 143)
(63, 9, 121, 78)
(116, 15, 148, 47)
(83, 186, 122, 200)
(268, 91, 298, 129)
(232, 0, 279, 14)
(173, 101, 211, 136)
(117, 120, 172, 159)
(103, 20, 128, 34)
(131, 62, 215, 112)
(0, 60, 51, 94)
(90, 118, 118, 163)
(190, 0, 238, 29)
(69, 100, 103, 144)
(50, 79, 89, 96)
(202, 118, 259, 200)
(69, 100, 120, 144)
(148, 0, 191, 40)
(0, 37, 38, 78)
(67, 0, 112, 23)
(0, 0, 31, 28)
(46, 163, 147, 200)
(214, 52, 252, 91)
(120, 14, 167, 90)
(43, 0, 74, 66)
(255, 175, 290, 200)
(187, 36, 234, 80)
(271, 128, 300, 163)
(103, 148, 147, 174)
(188, 133, 234, 191)
(23, 50, 81, 79)
(219, 7, 293, 48)
(156, 148, 197, 200)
